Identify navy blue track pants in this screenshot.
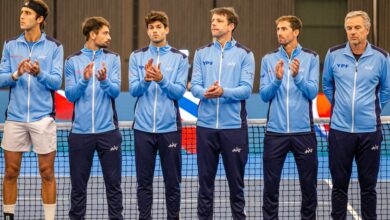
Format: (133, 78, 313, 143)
(196, 126, 249, 220)
(262, 133, 318, 220)
(134, 130, 182, 220)
(328, 129, 382, 220)
(68, 129, 123, 220)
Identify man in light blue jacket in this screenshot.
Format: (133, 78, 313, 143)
(65, 17, 123, 220)
(129, 11, 188, 220)
(260, 15, 319, 220)
(323, 11, 390, 220)
(191, 7, 254, 220)
(0, 1, 62, 219)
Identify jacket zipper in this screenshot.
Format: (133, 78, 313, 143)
(286, 59, 290, 133)
(285, 48, 295, 133)
(92, 51, 96, 133)
(351, 61, 358, 132)
(216, 47, 224, 129)
(153, 48, 160, 132)
(25, 42, 38, 123)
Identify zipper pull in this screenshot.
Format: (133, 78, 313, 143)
(157, 47, 160, 65)
(92, 50, 96, 62)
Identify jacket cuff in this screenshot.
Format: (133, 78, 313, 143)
(222, 88, 233, 98)
(157, 76, 168, 88)
(191, 87, 207, 100)
(79, 78, 89, 88)
(141, 79, 151, 88)
(100, 78, 109, 87)
(293, 73, 304, 85)
(36, 71, 47, 82)
(272, 78, 282, 87)
(6, 72, 17, 85)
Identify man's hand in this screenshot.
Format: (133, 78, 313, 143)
(151, 63, 163, 82)
(144, 58, 154, 82)
(144, 59, 163, 82)
(96, 62, 107, 81)
(83, 62, 94, 80)
(275, 59, 284, 80)
(13, 58, 30, 80)
(290, 58, 300, 78)
(29, 60, 41, 77)
(204, 81, 224, 99)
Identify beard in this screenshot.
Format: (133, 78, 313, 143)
(212, 30, 226, 39)
(279, 38, 293, 47)
(96, 41, 110, 49)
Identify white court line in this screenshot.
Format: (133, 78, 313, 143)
(323, 179, 360, 220)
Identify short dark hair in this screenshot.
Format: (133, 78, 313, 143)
(145, 11, 169, 28)
(210, 7, 239, 32)
(82, 17, 110, 41)
(275, 15, 303, 34)
(23, 0, 49, 30)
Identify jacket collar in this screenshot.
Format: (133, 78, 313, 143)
(343, 41, 373, 59)
(17, 31, 46, 44)
(81, 46, 104, 60)
(213, 38, 236, 51)
(279, 43, 302, 60)
(148, 43, 171, 56)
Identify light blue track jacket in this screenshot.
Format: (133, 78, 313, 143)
(65, 47, 121, 134)
(129, 44, 189, 133)
(260, 44, 319, 133)
(191, 39, 255, 129)
(0, 32, 63, 122)
(323, 42, 390, 133)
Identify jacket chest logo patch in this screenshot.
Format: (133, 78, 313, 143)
(11, 55, 24, 59)
(227, 62, 236, 66)
(37, 55, 47, 60)
(336, 64, 349, 68)
(203, 61, 213, 65)
(364, 65, 373, 70)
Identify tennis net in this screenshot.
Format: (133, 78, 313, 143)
(1, 118, 390, 219)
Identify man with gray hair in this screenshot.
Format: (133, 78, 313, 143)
(323, 10, 390, 219)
